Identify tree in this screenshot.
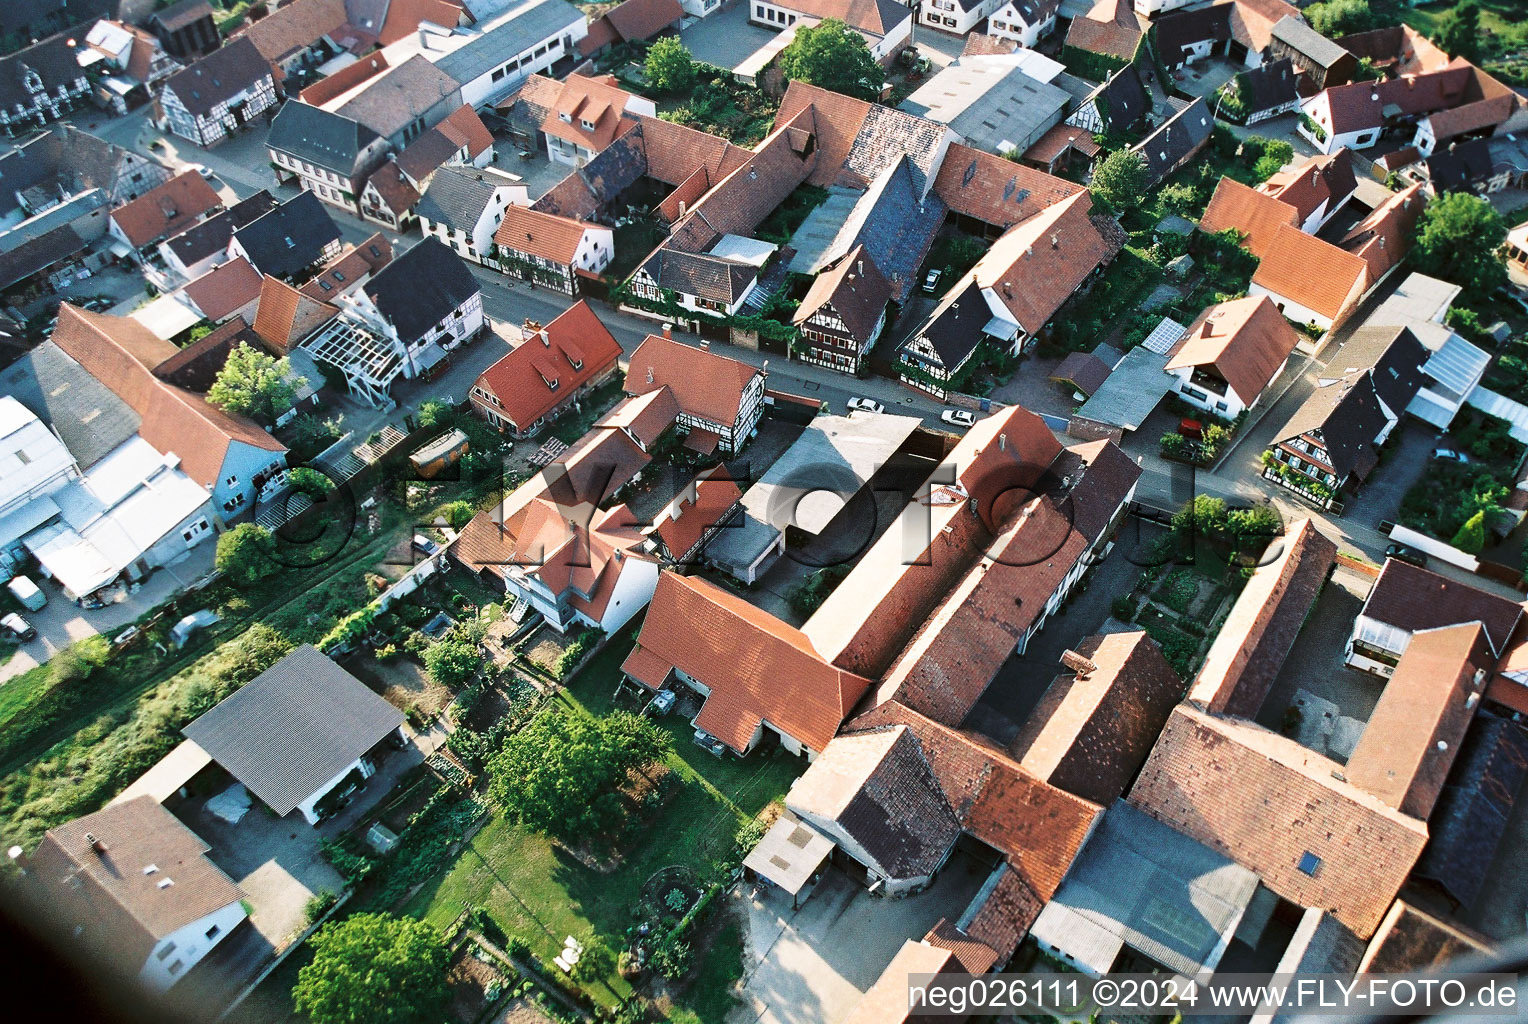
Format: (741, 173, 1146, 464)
(1251, 138, 1293, 181)
(1090, 150, 1149, 211)
(209, 342, 304, 425)
(440, 500, 476, 530)
(51, 635, 109, 685)
(215, 523, 278, 584)
(644, 37, 697, 94)
(1409, 191, 1507, 300)
(1434, 0, 1480, 63)
(1452, 510, 1487, 554)
(293, 913, 448, 1024)
(487, 710, 671, 841)
(288, 466, 335, 498)
(415, 399, 453, 429)
(1304, 0, 1373, 38)
(569, 934, 617, 987)
(778, 19, 882, 102)
(423, 637, 479, 689)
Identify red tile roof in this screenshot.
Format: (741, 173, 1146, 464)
(933, 142, 1085, 232)
(365, 159, 420, 215)
(1339, 183, 1425, 284)
(181, 257, 262, 322)
(237, 0, 349, 64)
(252, 275, 339, 354)
(1064, 0, 1143, 60)
(652, 464, 741, 562)
(494, 205, 599, 266)
(299, 53, 388, 106)
(972, 193, 1123, 336)
(51, 305, 285, 489)
(473, 300, 623, 430)
(1022, 123, 1101, 167)
(1345, 623, 1490, 818)
(378, 0, 470, 46)
(628, 572, 872, 754)
(299, 233, 393, 300)
(541, 74, 641, 155)
(1199, 176, 1298, 257)
(1359, 558, 1524, 656)
(1258, 149, 1358, 225)
(595, 388, 680, 449)
(1129, 705, 1430, 938)
(578, 0, 682, 55)
(627, 334, 761, 429)
(111, 170, 222, 248)
(1252, 222, 1369, 321)
(1165, 294, 1301, 404)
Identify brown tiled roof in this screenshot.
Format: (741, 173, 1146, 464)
(1064, 0, 1143, 60)
(436, 103, 493, 158)
(124, 28, 162, 84)
(1358, 901, 1493, 975)
(1345, 623, 1490, 818)
(1359, 558, 1524, 656)
(972, 193, 1122, 335)
(932, 142, 1084, 232)
(1259, 149, 1358, 225)
(299, 53, 388, 106)
(1199, 176, 1298, 257)
(848, 699, 1102, 899)
(1022, 122, 1102, 166)
(110, 170, 222, 248)
(1338, 183, 1425, 283)
(793, 245, 892, 344)
(365, 159, 420, 215)
(1010, 631, 1183, 805)
(652, 464, 741, 562)
(787, 726, 963, 880)
(925, 918, 1002, 975)
(578, 16, 620, 56)
(788, 0, 908, 36)
(1165, 295, 1301, 404)
(1424, 94, 1515, 144)
(634, 114, 749, 187)
(963, 32, 1019, 57)
(182, 257, 262, 322)
(252, 275, 339, 354)
(396, 105, 493, 182)
(334, 55, 460, 141)
(1228, 0, 1301, 53)
(153, 319, 257, 392)
(773, 83, 874, 191)
(300, 233, 393, 300)
(1128, 704, 1430, 938)
(1051, 351, 1111, 396)
(542, 74, 641, 155)
(27, 797, 243, 979)
(238, 0, 348, 63)
(495, 205, 598, 265)
(875, 441, 1140, 726)
(51, 305, 285, 489)
(628, 572, 872, 753)
(627, 334, 760, 429)
(473, 300, 623, 429)
(153, 0, 216, 32)
(1252, 222, 1369, 321)
(595, 389, 680, 449)
(596, 0, 683, 47)
(379, 0, 470, 46)
(1315, 64, 1486, 136)
(1189, 518, 1336, 716)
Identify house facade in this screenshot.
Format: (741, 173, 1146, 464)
(469, 301, 624, 437)
(432, 1, 589, 109)
(266, 102, 389, 215)
(417, 167, 529, 267)
(626, 331, 766, 453)
(792, 246, 891, 375)
(352, 237, 484, 375)
(1163, 296, 1300, 419)
(0, 36, 91, 136)
(988, 0, 1061, 48)
(157, 38, 279, 147)
(493, 206, 614, 293)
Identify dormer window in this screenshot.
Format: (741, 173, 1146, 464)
(559, 111, 572, 123)
(569, 357, 583, 370)
(580, 119, 595, 131)
(23, 69, 42, 94)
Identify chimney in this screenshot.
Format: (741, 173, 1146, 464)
(661, 322, 672, 339)
(1060, 649, 1098, 678)
(999, 433, 1007, 451)
(1024, 245, 1033, 257)
(539, 328, 549, 346)
(856, 258, 863, 275)
(678, 200, 687, 218)
(646, 366, 654, 384)
(85, 833, 107, 855)
(699, 339, 710, 350)
(1050, 234, 1059, 249)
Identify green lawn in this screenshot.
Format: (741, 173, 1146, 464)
(405, 630, 801, 1019)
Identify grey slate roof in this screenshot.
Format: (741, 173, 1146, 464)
(0, 340, 139, 469)
(363, 236, 480, 342)
(161, 36, 271, 117)
(0, 34, 83, 112)
(1271, 14, 1351, 69)
(1030, 800, 1260, 977)
(233, 191, 343, 279)
(335, 55, 460, 140)
(0, 126, 167, 220)
(1132, 97, 1212, 187)
(909, 279, 987, 371)
(415, 166, 511, 232)
(183, 645, 404, 816)
(434, 0, 586, 85)
(165, 189, 278, 266)
(267, 101, 381, 178)
(640, 247, 757, 305)
(1234, 57, 1299, 118)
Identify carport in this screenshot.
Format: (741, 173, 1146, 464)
(110, 738, 213, 806)
(1074, 316, 1183, 433)
(743, 817, 835, 909)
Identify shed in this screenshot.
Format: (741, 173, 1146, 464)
(743, 816, 835, 908)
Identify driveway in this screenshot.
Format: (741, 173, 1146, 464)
(730, 856, 989, 1024)
(0, 540, 217, 684)
(681, 1, 778, 71)
(180, 736, 426, 952)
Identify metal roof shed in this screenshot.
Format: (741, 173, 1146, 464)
(1075, 346, 1174, 432)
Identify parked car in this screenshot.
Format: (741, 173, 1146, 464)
(922, 268, 943, 294)
(188, 162, 215, 180)
(1432, 446, 1470, 463)
(847, 397, 885, 414)
(7, 575, 45, 611)
(82, 297, 113, 311)
(2, 612, 36, 642)
(1384, 543, 1427, 568)
(940, 409, 976, 428)
(412, 534, 442, 556)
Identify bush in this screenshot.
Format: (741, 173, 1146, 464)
(649, 936, 693, 980)
(554, 628, 602, 680)
(1160, 570, 1198, 613)
(1452, 510, 1487, 554)
(51, 635, 109, 686)
(735, 817, 768, 854)
(1111, 595, 1136, 622)
(440, 500, 475, 530)
(424, 637, 480, 689)
(215, 523, 278, 584)
(305, 890, 339, 925)
(375, 643, 400, 662)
